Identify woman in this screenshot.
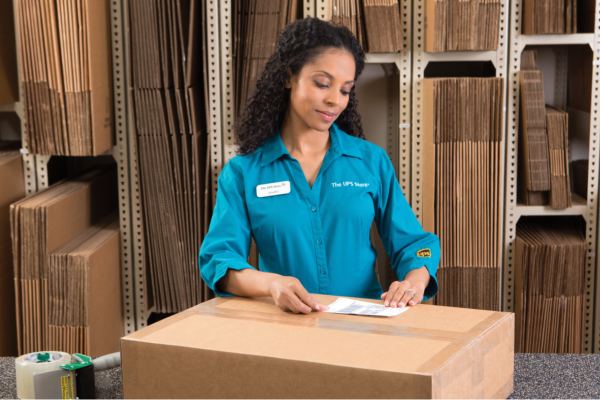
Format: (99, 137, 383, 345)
(199, 17, 440, 314)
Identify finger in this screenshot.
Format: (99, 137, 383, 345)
(293, 283, 326, 311)
(384, 282, 400, 306)
(398, 290, 413, 308)
(287, 293, 313, 315)
(280, 297, 301, 314)
(381, 292, 386, 300)
(408, 289, 425, 306)
(390, 282, 411, 307)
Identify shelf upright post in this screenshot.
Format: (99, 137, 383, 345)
(308, 0, 317, 18)
(111, 0, 138, 335)
(221, 1, 236, 164)
(208, 0, 223, 209)
(592, 0, 600, 355)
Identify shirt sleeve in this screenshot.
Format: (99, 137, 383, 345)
(199, 160, 256, 297)
(374, 148, 440, 301)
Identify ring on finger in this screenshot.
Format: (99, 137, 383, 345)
(403, 288, 415, 300)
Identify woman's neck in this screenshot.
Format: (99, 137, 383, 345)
(280, 109, 330, 157)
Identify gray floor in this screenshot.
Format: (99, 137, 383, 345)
(1, 354, 599, 399)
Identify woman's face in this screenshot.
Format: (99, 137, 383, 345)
(286, 48, 356, 132)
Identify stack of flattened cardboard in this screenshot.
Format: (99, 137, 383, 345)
(10, 166, 118, 355)
(128, 0, 212, 313)
(519, 50, 572, 209)
(515, 217, 586, 353)
(522, 0, 579, 34)
(47, 214, 122, 356)
(0, 143, 24, 356)
(424, 0, 501, 52)
(546, 106, 571, 208)
(327, 0, 403, 53)
(15, 0, 113, 156)
(422, 77, 504, 311)
(330, 0, 367, 50)
(233, 0, 301, 114)
(362, 0, 403, 53)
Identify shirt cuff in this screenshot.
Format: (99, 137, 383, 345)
(397, 261, 439, 302)
(212, 261, 257, 297)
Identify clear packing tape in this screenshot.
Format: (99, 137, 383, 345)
(188, 296, 509, 342)
(15, 352, 71, 400)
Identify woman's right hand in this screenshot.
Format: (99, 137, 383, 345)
(268, 275, 329, 315)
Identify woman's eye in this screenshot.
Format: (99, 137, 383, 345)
(341, 90, 350, 96)
(314, 81, 329, 89)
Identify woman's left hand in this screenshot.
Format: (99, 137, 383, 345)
(381, 266, 431, 308)
(381, 280, 425, 307)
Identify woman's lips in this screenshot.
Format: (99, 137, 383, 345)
(317, 110, 335, 122)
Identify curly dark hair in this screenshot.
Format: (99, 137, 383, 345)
(234, 17, 366, 156)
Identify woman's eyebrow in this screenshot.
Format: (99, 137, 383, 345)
(314, 70, 355, 84)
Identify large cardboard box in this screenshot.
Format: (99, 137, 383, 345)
(121, 295, 514, 399)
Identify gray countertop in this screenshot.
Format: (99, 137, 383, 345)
(1, 354, 599, 399)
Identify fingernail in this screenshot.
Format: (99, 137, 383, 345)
(385, 302, 389, 307)
(409, 301, 414, 305)
(315, 305, 320, 311)
(391, 304, 396, 308)
(399, 303, 404, 307)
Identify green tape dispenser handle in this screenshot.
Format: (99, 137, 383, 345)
(60, 354, 92, 371)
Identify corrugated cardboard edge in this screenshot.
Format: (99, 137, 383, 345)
(424, 0, 437, 52)
(522, 0, 534, 35)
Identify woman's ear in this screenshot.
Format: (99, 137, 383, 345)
(283, 68, 293, 89)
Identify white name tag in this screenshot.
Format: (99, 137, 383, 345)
(256, 181, 291, 198)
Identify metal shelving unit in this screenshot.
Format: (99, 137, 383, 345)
(10, 0, 137, 337)
(503, 0, 600, 354)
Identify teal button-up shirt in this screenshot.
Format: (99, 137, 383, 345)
(199, 123, 440, 300)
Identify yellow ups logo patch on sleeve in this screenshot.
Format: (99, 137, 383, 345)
(417, 249, 431, 258)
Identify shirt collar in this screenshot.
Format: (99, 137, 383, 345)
(260, 122, 363, 167)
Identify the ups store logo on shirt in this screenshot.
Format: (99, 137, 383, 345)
(417, 249, 431, 258)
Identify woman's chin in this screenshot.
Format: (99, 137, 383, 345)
(308, 119, 334, 132)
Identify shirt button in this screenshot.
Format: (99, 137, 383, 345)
(315, 239, 322, 244)
(311, 206, 317, 212)
(319, 269, 326, 275)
